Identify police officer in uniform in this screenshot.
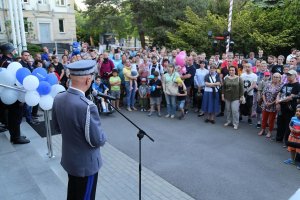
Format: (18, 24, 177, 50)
(52, 60, 106, 200)
(0, 43, 30, 144)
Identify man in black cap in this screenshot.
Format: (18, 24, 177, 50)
(0, 43, 30, 144)
(52, 60, 106, 200)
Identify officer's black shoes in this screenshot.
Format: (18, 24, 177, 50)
(11, 136, 30, 144)
(0, 127, 7, 133)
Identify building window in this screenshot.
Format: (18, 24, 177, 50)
(59, 19, 64, 32)
(38, 0, 48, 4)
(56, 0, 66, 6)
(24, 18, 28, 33)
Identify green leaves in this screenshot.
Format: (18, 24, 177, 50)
(78, 0, 299, 54)
(167, 0, 299, 55)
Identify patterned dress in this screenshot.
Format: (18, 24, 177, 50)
(261, 83, 282, 112)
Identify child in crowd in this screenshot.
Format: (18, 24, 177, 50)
(92, 76, 109, 112)
(176, 77, 187, 119)
(48, 65, 60, 82)
(138, 78, 149, 111)
(130, 57, 138, 91)
(109, 69, 121, 110)
(284, 104, 300, 170)
(148, 71, 162, 117)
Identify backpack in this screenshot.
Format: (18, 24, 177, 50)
(149, 63, 162, 75)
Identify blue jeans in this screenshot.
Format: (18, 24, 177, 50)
(125, 81, 136, 108)
(165, 94, 176, 115)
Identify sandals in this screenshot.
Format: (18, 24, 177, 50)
(265, 132, 272, 138)
(258, 130, 264, 136)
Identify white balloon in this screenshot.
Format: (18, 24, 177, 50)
(7, 62, 22, 77)
(39, 95, 54, 111)
(23, 75, 39, 91)
(18, 92, 26, 103)
(25, 91, 40, 106)
(0, 68, 16, 86)
(50, 84, 66, 98)
(0, 88, 18, 105)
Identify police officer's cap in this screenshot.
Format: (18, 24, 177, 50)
(0, 43, 15, 54)
(67, 60, 96, 76)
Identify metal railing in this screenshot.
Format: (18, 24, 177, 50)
(0, 83, 54, 158)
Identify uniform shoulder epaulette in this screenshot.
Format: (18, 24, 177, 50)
(80, 96, 94, 106)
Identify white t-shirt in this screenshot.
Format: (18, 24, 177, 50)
(131, 63, 138, 72)
(241, 72, 257, 96)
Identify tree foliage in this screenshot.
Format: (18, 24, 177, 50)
(166, 0, 300, 55)
(77, 0, 300, 55)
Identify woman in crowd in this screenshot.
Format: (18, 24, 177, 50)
(138, 56, 150, 80)
(163, 64, 180, 118)
(258, 72, 282, 137)
(202, 64, 221, 124)
(194, 60, 209, 116)
(222, 66, 244, 129)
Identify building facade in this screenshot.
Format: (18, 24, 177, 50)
(0, 0, 76, 45)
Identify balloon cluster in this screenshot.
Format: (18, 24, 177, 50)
(175, 51, 187, 75)
(175, 51, 186, 67)
(0, 62, 66, 110)
(72, 42, 81, 56)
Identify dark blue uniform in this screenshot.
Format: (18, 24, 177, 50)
(0, 55, 28, 143)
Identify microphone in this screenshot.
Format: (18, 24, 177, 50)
(92, 91, 116, 100)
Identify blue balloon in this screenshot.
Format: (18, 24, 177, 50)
(73, 41, 80, 48)
(45, 74, 58, 86)
(32, 67, 47, 81)
(72, 49, 80, 55)
(16, 68, 31, 84)
(36, 81, 51, 95)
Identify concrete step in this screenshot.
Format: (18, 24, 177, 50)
(0, 134, 46, 200)
(1, 122, 67, 200)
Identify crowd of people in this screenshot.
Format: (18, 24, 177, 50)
(0, 42, 300, 170)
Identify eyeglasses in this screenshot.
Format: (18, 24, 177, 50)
(273, 76, 280, 78)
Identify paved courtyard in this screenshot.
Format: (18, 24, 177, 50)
(100, 109, 300, 200)
(0, 108, 299, 200)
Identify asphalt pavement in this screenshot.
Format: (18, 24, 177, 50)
(100, 108, 300, 200)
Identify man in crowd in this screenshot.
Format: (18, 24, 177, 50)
(287, 48, 297, 63)
(169, 50, 177, 65)
(240, 63, 257, 125)
(99, 52, 114, 86)
(149, 56, 164, 78)
(276, 69, 300, 147)
(19, 50, 40, 125)
(267, 55, 275, 71)
(257, 49, 266, 61)
(20, 50, 34, 72)
(181, 56, 196, 113)
(271, 55, 284, 75)
(247, 52, 257, 67)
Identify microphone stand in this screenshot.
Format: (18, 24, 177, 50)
(103, 98, 154, 200)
